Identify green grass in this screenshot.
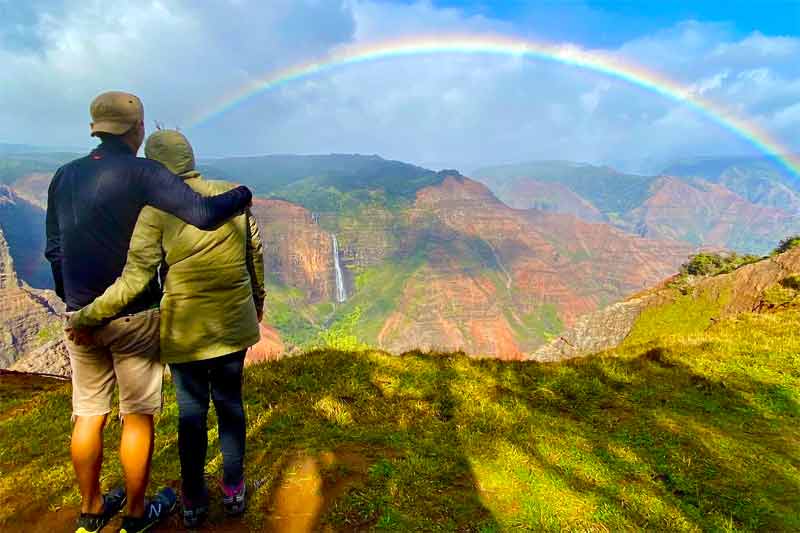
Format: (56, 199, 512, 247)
(623, 287, 729, 346)
(1, 305, 799, 531)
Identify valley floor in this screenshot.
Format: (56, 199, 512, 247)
(1, 306, 799, 532)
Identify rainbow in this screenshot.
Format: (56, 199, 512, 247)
(188, 34, 800, 177)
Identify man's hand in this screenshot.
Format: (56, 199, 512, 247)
(66, 326, 97, 346)
(256, 306, 264, 323)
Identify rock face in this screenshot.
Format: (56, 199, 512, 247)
(532, 246, 800, 361)
(0, 226, 18, 289)
(251, 198, 335, 302)
(0, 185, 51, 288)
(327, 206, 397, 270)
(0, 227, 64, 369)
(10, 339, 70, 377)
(530, 295, 659, 362)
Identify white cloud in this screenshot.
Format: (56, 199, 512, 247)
(0, 1, 797, 171)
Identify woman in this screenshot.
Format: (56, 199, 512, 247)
(69, 129, 265, 529)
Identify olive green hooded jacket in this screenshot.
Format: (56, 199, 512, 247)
(69, 130, 265, 364)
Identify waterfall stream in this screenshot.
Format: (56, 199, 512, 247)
(331, 234, 348, 303)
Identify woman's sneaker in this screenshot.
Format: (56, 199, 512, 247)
(117, 487, 177, 533)
(182, 488, 210, 529)
(221, 479, 247, 516)
(75, 487, 127, 533)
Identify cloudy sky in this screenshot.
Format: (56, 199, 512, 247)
(1, 0, 798, 172)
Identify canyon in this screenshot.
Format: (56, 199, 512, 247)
(2, 151, 796, 367)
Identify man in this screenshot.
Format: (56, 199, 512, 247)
(45, 91, 252, 533)
(68, 129, 265, 529)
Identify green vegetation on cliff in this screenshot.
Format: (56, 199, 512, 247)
(774, 235, 800, 256)
(2, 301, 798, 531)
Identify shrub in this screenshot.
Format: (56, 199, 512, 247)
(680, 252, 761, 278)
(774, 235, 800, 255)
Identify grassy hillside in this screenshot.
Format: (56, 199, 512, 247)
(1, 302, 798, 531)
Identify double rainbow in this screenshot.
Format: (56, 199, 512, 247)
(189, 34, 799, 177)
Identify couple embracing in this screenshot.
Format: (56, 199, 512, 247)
(46, 91, 265, 532)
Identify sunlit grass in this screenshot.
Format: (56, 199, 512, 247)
(1, 306, 798, 531)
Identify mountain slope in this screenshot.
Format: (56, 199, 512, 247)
(0, 152, 693, 359)
(250, 174, 693, 358)
(663, 156, 800, 211)
(0, 152, 78, 187)
(534, 244, 800, 361)
(621, 176, 800, 251)
(378, 176, 692, 356)
(476, 159, 800, 254)
(475, 160, 657, 216)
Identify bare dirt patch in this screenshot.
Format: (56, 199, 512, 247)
(264, 447, 380, 533)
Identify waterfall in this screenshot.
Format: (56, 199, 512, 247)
(331, 234, 347, 303)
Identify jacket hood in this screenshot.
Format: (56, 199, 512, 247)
(144, 130, 195, 175)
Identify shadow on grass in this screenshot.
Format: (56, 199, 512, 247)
(1, 342, 798, 532)
(240, 346, 798, 531)
(480, 346, 800, 531)
(244, 349, 499, 532)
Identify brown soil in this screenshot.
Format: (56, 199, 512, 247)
(264, 447, 379, 533)
(1, 447, 386, 532)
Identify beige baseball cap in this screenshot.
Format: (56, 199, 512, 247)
(89, 91, 144, 137)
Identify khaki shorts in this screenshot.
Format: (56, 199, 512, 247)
(66, 308, 163, 418)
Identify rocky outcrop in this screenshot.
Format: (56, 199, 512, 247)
(531, 246, 800, 361)
(700, 246, 800, 315)
(530, 295, 658, 362)
(0, 227, 18, 289)
(10, 339, 70, 377)
(0, 227, 64, 369)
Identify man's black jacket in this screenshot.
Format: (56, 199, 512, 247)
(45, 137, 252, 315)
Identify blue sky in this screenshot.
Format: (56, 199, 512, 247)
(429, 0, 800, 43)
(0, 1, 798, 172)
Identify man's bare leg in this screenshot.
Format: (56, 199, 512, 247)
(72, 414, 108, 514)
(120, 414, 155, 517)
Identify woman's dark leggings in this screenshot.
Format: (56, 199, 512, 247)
(170, 350, 246, 499)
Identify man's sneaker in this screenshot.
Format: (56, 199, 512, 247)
(182, 488, 209, 529)
(221, 479, 247, 516)
(75, 487, 127, 533)
(117, 487, 177, 533)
